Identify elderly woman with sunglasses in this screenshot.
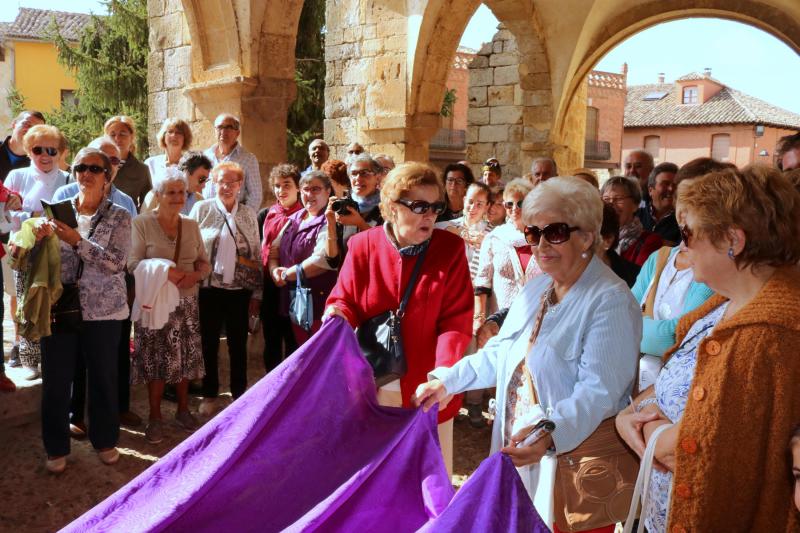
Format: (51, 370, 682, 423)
(325, 162, 472, 476)
(415, 177, 641, 531)
(14, 147, 131, 473)
(5, 124, 70, 379)
(269, 171, 338, 345)
(472, 178, 542, 337)
(617, 166, 800, 533)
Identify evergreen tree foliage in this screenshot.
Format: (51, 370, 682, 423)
(45, 0, 148, 156)
(287, 0, 325, 168)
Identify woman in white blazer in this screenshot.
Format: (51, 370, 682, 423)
(415, 177, 642, 530)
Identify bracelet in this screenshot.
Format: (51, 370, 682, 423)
(635, 397, 658, 413)
(473, 313, 486, 320)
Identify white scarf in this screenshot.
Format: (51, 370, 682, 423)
(214, 197, 238, 284)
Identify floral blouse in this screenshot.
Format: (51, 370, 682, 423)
(644, 301, 729, 533)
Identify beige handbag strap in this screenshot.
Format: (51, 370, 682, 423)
(642, 246, 673, 318)
(523, 287, 552, 405)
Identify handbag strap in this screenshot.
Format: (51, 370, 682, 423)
(295, 263, 306, 288)
(217, 204, 252, 258)
(642, 246, 672, 318)
(623, 423, 674, 533)
(522, 286, 553, 405)
(396, 244, 428, 318)
(75, 201, 108, 280)
(172, 217, 182, 265)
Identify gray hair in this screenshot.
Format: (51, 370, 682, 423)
(71, 147, 112, 181)
(626, 149, 654, 167)
(503, 177, 534, 199)
(88, 135, 121, 157)
(154, 166, 189, 194)
(214, 113, 240, 129)
(299, 170, 332, 191)
(601, 176, 642, 205)
(531, 157, 558, 175)
(647, 162, 679, 188)
(522, 176, 603, 251)
(347, 152, 383, 176)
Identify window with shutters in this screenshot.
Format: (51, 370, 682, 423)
(585, 107, 599, 142)
(682, 86, 698, 104)
(644, 135, 660, 159)
(711, 134, 731, 161)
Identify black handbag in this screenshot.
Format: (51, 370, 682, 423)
(50, 206, 105, 334)
(356, 245, 428, 387)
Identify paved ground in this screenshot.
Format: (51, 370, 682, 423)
(0, 299, 493, 532)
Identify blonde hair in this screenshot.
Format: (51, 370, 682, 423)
(23, 124, 66, 155)
(522, 176, 603, 251)
(379, 162, 444, 222)
(156, 117, 192, 150)
(676, 164, 800, 269)
(503, 177, 534, 200)
(103, 115, 137, 152)
(211, 161, 244, 182)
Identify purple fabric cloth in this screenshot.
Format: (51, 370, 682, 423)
(63, 318, 454, 533)
(420, 453, 549, 533)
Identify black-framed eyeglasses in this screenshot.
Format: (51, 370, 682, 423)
(395, 198, 446, 215)
(524, 223, 580, 245)
(446, 177, 466, 186)
(33, 146, 58, 157)
(215, 124, 239, 131)
(504, 200, 523, 210)
(679, 224, 693, 247)
(109, 156, 121, 167)
(73, 164, 107, 175)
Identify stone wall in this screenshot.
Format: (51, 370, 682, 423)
(466, 24, 559, 179)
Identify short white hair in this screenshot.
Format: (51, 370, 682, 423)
(522, 177, 603, 251)
(503, 177, 534, 199)
(154, 166, 188, 194)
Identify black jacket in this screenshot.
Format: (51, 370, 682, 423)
(0, 136, 30, 183)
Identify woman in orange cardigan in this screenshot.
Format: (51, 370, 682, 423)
(617, 165, 800, 532)
(325, 162, 473, 476)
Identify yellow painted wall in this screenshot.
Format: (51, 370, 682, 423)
(14, 40, 77, 112)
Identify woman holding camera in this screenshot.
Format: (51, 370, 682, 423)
(325, 162, 472, 476)
(268, 171, 338, 344)
(16, 147, 131, 473)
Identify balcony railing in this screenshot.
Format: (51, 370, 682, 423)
(585, 139, 611, 161)
(430, 128, 466, 151)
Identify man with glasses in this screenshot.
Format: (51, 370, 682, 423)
(373, 153, 395, 184)
(305, 138, 330, 175)
(203, 114, 262, 208)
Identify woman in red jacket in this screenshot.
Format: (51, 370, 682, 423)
(325, 162, 473, 476)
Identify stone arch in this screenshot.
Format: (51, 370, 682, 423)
(556, 1, 800, 145)
(408, 0, 555, 172)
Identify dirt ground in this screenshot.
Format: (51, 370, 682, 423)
(0, 338, 493, 533)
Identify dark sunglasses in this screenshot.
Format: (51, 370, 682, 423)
(73, 164, 107, 175)
(395, 198, 446, 215)
(504, 200, 523, 210)
(33, 146, 58, 157)
(524, 223, 580, 245)
(109, 156, 121, 167)
(679, 224, 693, 246)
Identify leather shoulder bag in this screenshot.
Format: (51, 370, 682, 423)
(50, 206, 106, 334)
(217, 207, 261, 291)
(525, 287, 640, 532)
(356, 245, 428, 387)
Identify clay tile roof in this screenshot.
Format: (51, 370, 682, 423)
(2, 8, 93, 42)
(625, 75, 800, 130)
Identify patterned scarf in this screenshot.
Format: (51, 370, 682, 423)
(617, 217, 644, 255)
(351, 190, 381, 216)
(383, 223, 430, 256)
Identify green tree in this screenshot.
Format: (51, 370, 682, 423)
(287, 0, 325, 168)
(45, 0, 148, 156)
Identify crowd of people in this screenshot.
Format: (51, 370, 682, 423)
(0, 107, 799, 532)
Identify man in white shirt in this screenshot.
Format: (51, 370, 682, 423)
(203, 114, 262, 208)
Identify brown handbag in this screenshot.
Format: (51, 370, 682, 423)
(552, 418, 640, 531)
(525, 287, 640, 532)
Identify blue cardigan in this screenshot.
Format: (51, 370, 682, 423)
(630, 246, 714, 356)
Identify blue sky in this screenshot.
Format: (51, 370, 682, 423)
(461, 7, 800, 114)
(4, 2, 799, 114)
